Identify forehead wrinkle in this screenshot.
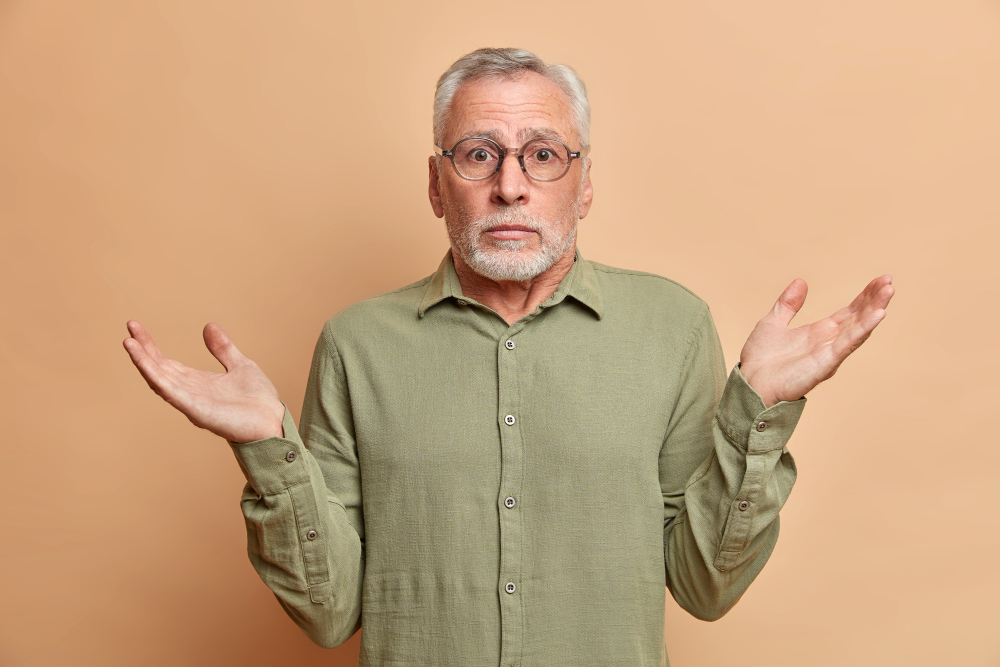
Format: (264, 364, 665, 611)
(447, 76, 576, 146)
(456, 98, 568, 124)
(462, 97, 564, 110)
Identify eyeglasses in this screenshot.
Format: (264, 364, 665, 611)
(434, 137, 590, 182)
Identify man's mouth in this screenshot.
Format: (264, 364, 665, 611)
(485, 225, 537, 240)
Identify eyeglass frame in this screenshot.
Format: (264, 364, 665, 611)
(433, 136, 591, 182)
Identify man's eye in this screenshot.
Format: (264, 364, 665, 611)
(472, 150, 491, 162)
(534, 149, 552, 162)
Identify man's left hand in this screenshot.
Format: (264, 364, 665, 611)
(738, 275, 895, 408)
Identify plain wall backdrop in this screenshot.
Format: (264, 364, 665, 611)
(1, 1, 998, 665)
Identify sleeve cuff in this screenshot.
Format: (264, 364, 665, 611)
(716, 363, 806, 453)
(227, 400, 310, 495)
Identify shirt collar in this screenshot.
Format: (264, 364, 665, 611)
(417, 248, 604, 320)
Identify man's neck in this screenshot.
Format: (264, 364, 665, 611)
(451, 247, 577, 325)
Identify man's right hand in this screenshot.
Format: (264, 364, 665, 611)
(122, 320, 286, 443)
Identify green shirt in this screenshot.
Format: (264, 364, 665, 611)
(228, 249, 807, 667)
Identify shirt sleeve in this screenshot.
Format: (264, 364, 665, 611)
(660, 302, 806, 621)
(227, 323, 364, 648)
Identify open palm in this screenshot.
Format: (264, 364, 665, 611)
(739, 275, 895, 408)
(123, 320, 285, 443)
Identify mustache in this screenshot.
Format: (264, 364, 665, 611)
(469, 207, 542, 233)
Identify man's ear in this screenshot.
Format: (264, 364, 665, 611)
(428, 157, 445, 218)
(577, 159, 594, 220)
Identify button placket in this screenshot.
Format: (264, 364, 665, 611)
(497, 324, 526, 666)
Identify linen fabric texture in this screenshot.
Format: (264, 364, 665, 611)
(227, 249, 807, 667)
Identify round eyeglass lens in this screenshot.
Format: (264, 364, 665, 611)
(453, 138, 501, 179)
(521, 140, 571, 180)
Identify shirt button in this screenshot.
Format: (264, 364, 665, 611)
(505, 581, 516, 594)
(504, 414, 516, 426)
(285, 451, 297, 463)
(756, 421, 768, 432)
(738, 500, 750, 511)
(504, 496, 516, 508)
(504, 339, 515, 350)
(306, 530, 318, 540)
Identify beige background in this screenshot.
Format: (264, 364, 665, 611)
(1, 1, 997, 665)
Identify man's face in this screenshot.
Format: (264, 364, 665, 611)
(428, 71, 593, 282)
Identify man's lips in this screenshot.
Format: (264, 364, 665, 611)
(485, 225, 537, 240)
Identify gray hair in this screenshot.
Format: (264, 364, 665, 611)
(433, 48, 591, 151)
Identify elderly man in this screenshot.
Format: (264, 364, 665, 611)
(124, 48, 894, 666)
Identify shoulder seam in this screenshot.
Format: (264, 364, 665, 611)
(677, 301, 712, 375)
(319, 321, 347, 371)
(588, 264, 706, 302)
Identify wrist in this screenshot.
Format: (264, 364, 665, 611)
(268, 401, 286, 438)
(738, 363, 778, 408)
(247, 401, 286, 440)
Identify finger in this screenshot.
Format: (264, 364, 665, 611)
(831, 275, 893, 324)
(123, 336, 181, 401)
(126, 320, 166, 364)
(836, 278, 879, 321)
(858, 275, 893, 307)
(854, 281, 895, 321)
(832, 306, 887, 360)
(203, 322, 246, 372)
(770, 278, 808, 327)
(876, 282, 895, 309)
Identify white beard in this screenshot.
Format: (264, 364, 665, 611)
(446, 205, 579, 282)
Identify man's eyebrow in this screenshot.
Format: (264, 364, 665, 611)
(463, 129, 506, 144)
(461, 127, 569, 146)
(518, 127, 566, 144)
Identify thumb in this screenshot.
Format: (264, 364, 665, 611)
(203, 322, 246, 371)
(771, 278, 807, 327)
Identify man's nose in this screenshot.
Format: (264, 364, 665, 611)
(491, 153, 530, 206)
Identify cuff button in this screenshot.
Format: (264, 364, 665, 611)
(755, 421, 768, 432)
(285, 451, 297, 462)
